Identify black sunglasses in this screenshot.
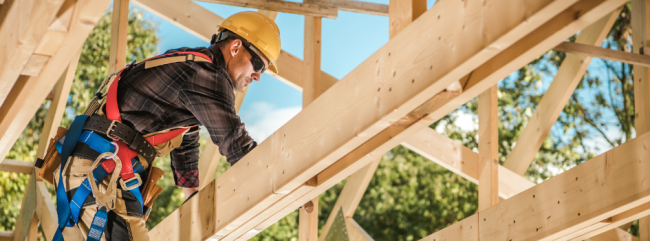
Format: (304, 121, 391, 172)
(242, 43, 267, 74)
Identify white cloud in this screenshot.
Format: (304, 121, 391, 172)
(239, 102, 302, 142)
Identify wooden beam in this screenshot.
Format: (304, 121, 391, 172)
(149, 0, 625, 240)
(388, 0, 426, 39)
(553, 41, 650, 67)
(299, 14, 322, 241)
(35, 50, 80, 159)
(0, 159, 33, 174)
(12, 170, 37, 241)
(478, 131, 650, 240)
(501, 10, 620, 176)
(129, 0, 339, 95)
(478, 85, 498, 211)
(108, 0, 129, 73)
(0, 0, 111, 161)
(194, 0, 337, 19)
(0, 0, 65, 106)
(318, 159, 380, 241)
(336, 0, 388, 17)
(586, 228, 639, 241)
(0, 232, 12, 241)
(420, 214, 479, 241)
(632, 0, 650, 240)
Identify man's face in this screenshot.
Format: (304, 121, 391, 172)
(225, 39, 269, 92)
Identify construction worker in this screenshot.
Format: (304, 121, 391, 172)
(45, 11, 280, 241)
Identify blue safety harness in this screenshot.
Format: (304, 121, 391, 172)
(52, 116, 146, 241)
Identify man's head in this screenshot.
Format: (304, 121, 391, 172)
(217, 33, 269, 91)
(214, 11, 281, 91)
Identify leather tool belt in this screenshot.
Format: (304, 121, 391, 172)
(82, 116, 156, 165)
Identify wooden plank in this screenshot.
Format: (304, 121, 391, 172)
(150, 0, 624, 240)
(35, 180, 84, 241)
(501, 9, 619, 176)
(0, 232, 12, 241)
(20, 54, 50, 76)
(0, 0, 65, 106)
(569, 201, 650, 240)
(318, 159, 380, 241)
(35, 50, 80, 159)
(632, 0, 650, 239)
(108, 0, 129, 73)
(12, 170, 37, 241)
(0, 0, 111, 161)
(388, 0, 426, 39)
(478, 131, 650, 240)
(419, 214, 479, 241)
(0, 159, 33, 174)
(345, 218, 374, 241)
(299, 14, 322, 241)
(129, 0, 339, 94)
(194, 0, 337, 19)
(553, 41, 650, 67)
(478, 85, 498, 211)
(337, 0, 388, 17)
(586, 228, 639, 241)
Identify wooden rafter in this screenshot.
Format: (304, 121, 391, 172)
(554, 42, 650, 67)
(108, 0, 129, 73)
(148, 0, 626, 240)
(0, 0, 66, 106)
(0, 0, 112, 161)
(196, 0, 338, 19)
(0, 159, 33, 174)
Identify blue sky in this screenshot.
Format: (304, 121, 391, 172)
(135, 1, 623, 155)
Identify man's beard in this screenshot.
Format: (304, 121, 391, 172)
(233, 77, 250, 92)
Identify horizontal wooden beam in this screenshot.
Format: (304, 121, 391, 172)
(0, 231, 12, 241)
(554, 41, 650, 67)
(195, 0, 338, 19)
(129, 0, 339, 94)
(336, 0, 388, 16)
(586, 228, 639, 241)
(0, 159, 33, 174)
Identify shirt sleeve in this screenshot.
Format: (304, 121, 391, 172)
(170, 131, 201, 188)
(178, 64, 257, 165)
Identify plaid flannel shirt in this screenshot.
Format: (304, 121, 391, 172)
(115, 44, 257, 188)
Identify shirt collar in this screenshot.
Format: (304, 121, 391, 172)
(209, 44, 227, 69)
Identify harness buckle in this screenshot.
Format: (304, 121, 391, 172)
(87, 152, 123, 211)
(119, 173, 142, 191)
(106, 120, 120, 141)
(186, 54, 195, 62)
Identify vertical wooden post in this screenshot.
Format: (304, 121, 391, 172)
(299, 15, 321, 241)
(633, 0, 650, 240)
(108, 0, 129, 73)
(388, 0, 426, 38)
(478, 86, 498, 211)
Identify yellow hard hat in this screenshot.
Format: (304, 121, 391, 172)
(218, 11, 281, 74)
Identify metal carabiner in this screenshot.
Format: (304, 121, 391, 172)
(87, 151, 123, 211)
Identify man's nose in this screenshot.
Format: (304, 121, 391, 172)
(252, 72, 261, 81)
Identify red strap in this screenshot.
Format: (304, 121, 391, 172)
(104, 52, 208, 180)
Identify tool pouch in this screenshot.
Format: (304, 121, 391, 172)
(37, 127, 68, 185)
(142, 166, 165, 220)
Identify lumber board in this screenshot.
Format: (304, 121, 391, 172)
(194, 0, 337, 19)
(0, 232, 12, 241)
(554, 41, 650, 67)
(478, 85, 498, 211)
(632, 0, 650, 238)
(0, 0, 65, 106)
(298, 198, 318, 241)
(35, 50, 80, 159)
(0, 159, 33, 174)
(478, 131, 650, 240)
(336, 0, 388, 17)
(35, 181, 56, 241)
(129, 0, 339, 94)
(0, 0, 111, 161)
(20, 54, 50, 76)
(388, 0, 426, 39)
(108, 0, 129, 73)
(345, 218, 374, 241)
(221, 0, 626, 239)
(419, 214, 479, 241)
(12, 170, 37, 241)
(318, 158, 380, 241)
(586, 228, 639, 241)
(502, 10, 620, 176)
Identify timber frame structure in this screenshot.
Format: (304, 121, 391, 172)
(4, 0, 650, 240)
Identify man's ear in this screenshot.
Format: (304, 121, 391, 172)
(229, 39, 242, 57)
